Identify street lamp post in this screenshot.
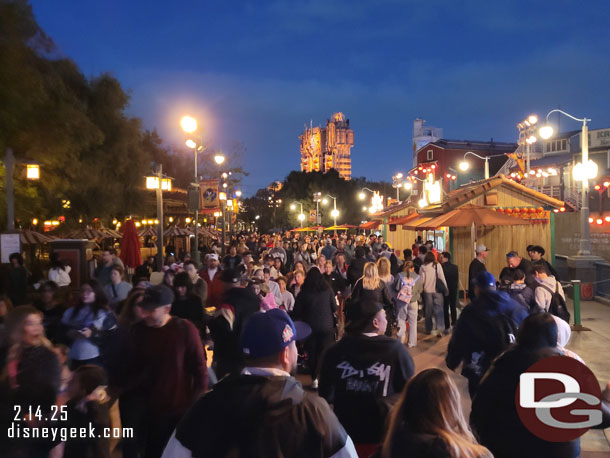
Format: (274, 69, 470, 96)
(322, 195, 338, 227)
(313, 192, 322, 224)
(181, 115, 204, 265)
(290, 202, 305, 227)
(459, 151, 490, 179)
(146, 165, 170, 270)
(539, 109, 595, 256)
(3, 148, 40, 231)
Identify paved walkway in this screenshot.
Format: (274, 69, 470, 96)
(301, 298, 610, 456)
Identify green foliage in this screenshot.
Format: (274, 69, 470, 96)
(242, 170, 393, 232)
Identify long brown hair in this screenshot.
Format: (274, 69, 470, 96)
(381, 369, 491, 458)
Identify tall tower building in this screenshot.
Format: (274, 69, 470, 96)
(412, 118, 443, 167)
(299, 112, 354, 180)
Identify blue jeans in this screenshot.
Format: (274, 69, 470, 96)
(423, 292, 445, 333)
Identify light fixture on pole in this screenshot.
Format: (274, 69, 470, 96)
(313, 192, 322, 224)
(321, 194, 339, 227)
(290, 201, 305, 227)
(181, 115, 207, 265)
(146, 167, 172, 270)
(459, 151, 490, 179)
(392, 173, 407, 201)
(539, 109, 595, 255)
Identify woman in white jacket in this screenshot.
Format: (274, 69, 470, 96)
(419, 252, 448, 336)
(48, 252, 71, 287)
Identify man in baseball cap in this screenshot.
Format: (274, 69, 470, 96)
(120, 284, 207, 458)
(162, 309, 359, 457)
(468, 243, 489, 300)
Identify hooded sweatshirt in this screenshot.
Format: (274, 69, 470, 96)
(534, 276, 565, 313)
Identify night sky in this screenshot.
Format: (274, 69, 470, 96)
(31, 1, 610, 195)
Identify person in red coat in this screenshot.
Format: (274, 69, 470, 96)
(200, 253, 224, 308)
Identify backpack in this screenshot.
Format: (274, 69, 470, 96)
(537, 282, 571, 323)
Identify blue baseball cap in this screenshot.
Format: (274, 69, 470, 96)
(241, 309, 312, 359)
(475, 271, 496, 290)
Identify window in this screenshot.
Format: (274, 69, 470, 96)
(427, 150, 434, 160)
(562, 139, 567, 150)
(546, 143, 551, 153)
(551, 141, 556, 152)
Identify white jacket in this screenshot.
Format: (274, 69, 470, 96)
(48, 266, 71, 287)
(420, 262, 447, 294)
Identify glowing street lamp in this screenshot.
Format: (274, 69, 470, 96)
(539, 109, 595, 255)
(321, 194, 339, 227)
(214, 154, 225, 165)
(26, 164, 40, 180)
(290, 201, 305, 227)
(180, 115, 198, 134)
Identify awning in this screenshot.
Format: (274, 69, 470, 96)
(360, 220, 381, 230)
(388, 213, 419, 225)
(323, 224, 358, 231)
(402, 216, 435, 230)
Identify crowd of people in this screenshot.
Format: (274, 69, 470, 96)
(1, 230, 609, 458)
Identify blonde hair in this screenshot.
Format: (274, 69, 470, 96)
(381, 369, 491, 458)
(377, 257, 391, 278)
(362, 262, 380, 290)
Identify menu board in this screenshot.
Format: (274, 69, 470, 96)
(1, 233, 21, 263)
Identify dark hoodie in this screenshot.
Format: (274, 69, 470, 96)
(446, 289, 528, 395)
(167, 374, 355, 457)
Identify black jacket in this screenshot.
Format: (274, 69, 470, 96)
(292, 288, 337, 333)
(347, 257, 367, 287)
(168, 374, 356, 458)
(471, 346, 580, 458)
(441, 262, 459, 296)
(319, 334, 414, 444)
(533, 257, 560, 281)
(209, 287, 260, 371)
(468, 258, 486, 299)
(372, 427, 455, 458)
(171, 295, 205, 330)
(350, 280, 393, 309)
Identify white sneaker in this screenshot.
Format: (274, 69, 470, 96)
(311, 379, 319, 390)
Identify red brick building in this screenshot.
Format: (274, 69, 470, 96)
(410, 139, 517, 193)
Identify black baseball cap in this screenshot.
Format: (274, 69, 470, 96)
(140, 285, 174, 310)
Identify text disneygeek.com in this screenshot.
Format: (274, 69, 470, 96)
(8, 423, 133, 442)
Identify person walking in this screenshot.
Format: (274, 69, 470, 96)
(118, 285, 207, 458)
(420, 252, 448, 336)
(161, 309, 358, 458)
(103, 265, 133, 312)
(319, 300, 414, 455)
(347, 246, 367, 288)
(378, 369, 492, 458)
(48, 251, 72, 287)
(61, 280, 115, 368)
(292, 267, 337, 389)
(394, 261, 421, 347)
(350, 262, 395, 336)
(439, 251, 458, 330)
(468, 244, 488, 300)
(184, 260, 207, 306)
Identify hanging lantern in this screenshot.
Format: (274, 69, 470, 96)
(505, 208, 513, 214)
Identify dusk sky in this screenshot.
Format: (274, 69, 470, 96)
(31, 1, 610, 195)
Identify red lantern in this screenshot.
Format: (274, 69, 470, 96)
(491, 208, 497, 212)
(537, 206, 544, 212)
(498, 208, 505, 213)
(505, 208, 513, 214)
(529, 207, 536, 214)
(513, 207, 521, 214)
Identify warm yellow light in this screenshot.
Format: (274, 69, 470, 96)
(78, 218, 83, 223)
(331, 209, 339, 218)
(169, 216, 174, 223)
(573, 160, 598, 182)
(219, 192, 227, 201)
(180, 115, 198, 134)
(142, 220, 147, 225)
(147, 219, 153, 225)
(116, 222, 121, 228)
(418, 198, 428, 208)
(221, 172, 228, 179)
(528, 115, 538, 125)
(290, 204, 296, 211)
(404, 182, 412, 190)
(322, 198, 328, 205)
(26, 164, 40, 180)
(459, 161, 469, 171)
(214, 154, 225, 165)
(146, 176, 159, 189)
(32, 218, 38, 225)
(51, 221, 60, 226)
(185, 139, 197, 149)
(235, 190, 242, 197)
(112, 219, 118, 225)
(161, 178, 172, 191)
(298, 213, 305, 221)
(395, 172, 403, 179)
(227, 199, 233, 207)
(222, 182, 228, 188)
(539, 125, 553, 139)
(528, 135, 537, 143)
(135, 222, 141, 227)
(358, 192, 365, 200)
(154, 219, 159, 225)
(185, 217, 192, 223)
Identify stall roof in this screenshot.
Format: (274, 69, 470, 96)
(360, 220, 381, 230)
(423, 174, 564, 213)
(388, 213, 420, 225)
(402, 216, 435, 230)
(369, 201, 412, 219)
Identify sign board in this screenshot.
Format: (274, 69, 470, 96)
(1, 233, 21, 263)
(200, 180, 220, 211)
